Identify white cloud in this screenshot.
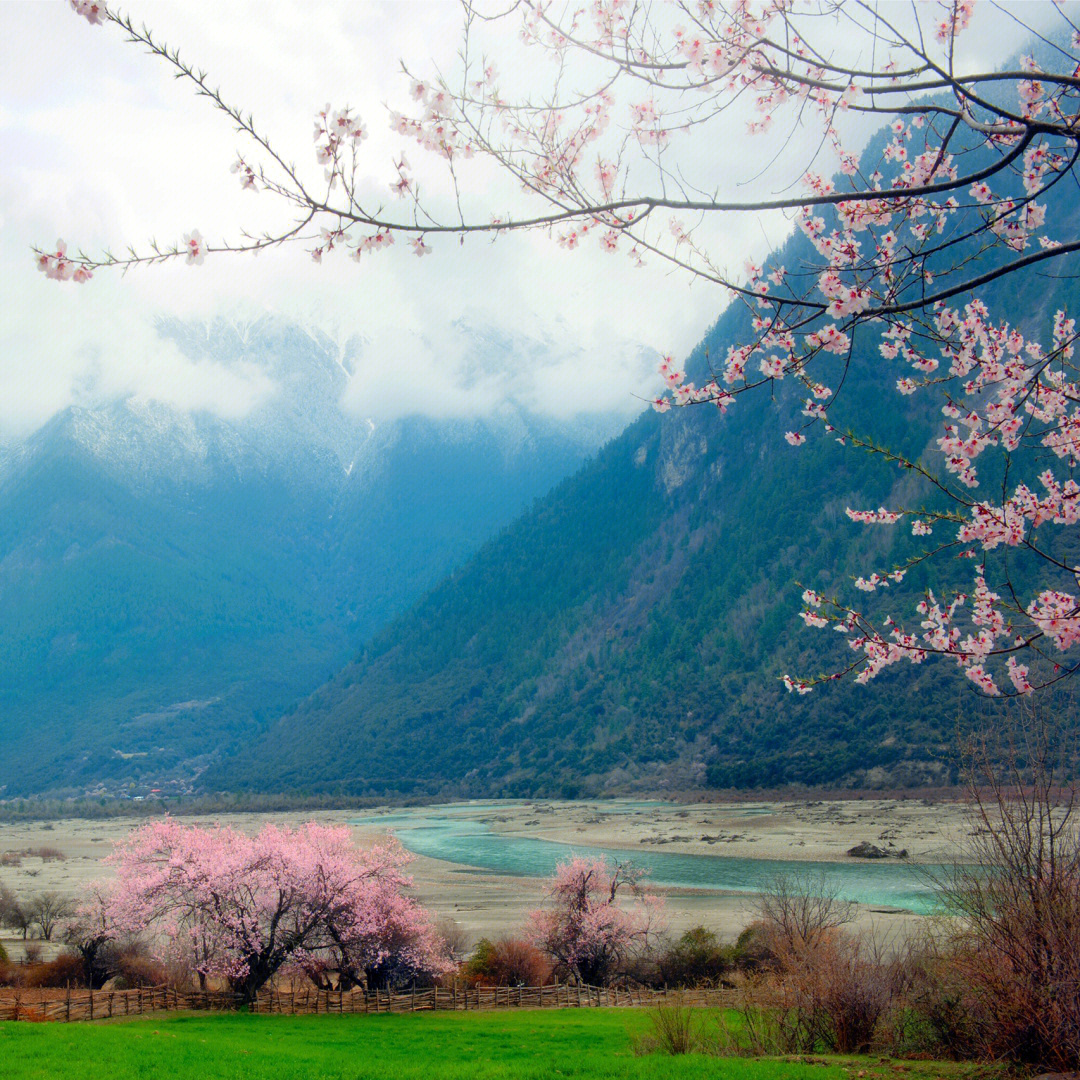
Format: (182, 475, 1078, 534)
(0, 0, 1070, 441)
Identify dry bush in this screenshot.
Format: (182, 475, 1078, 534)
(21, 953, 86, 988)
(0, 962, 22, 988)
(750, 931, 902, 1054)
(113, 949, 169, 988)
(926, 711, 1080, 1072)
(23, 942, 42, 965)
(732, 875, 904, 1055)
(0, 852, 21, 867)
(23, 847, 64, 862)
(462, 936, 552, 986)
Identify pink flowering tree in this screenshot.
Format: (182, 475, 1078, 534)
(103, 819, 448, 1003)
(315, 870, 450, 991)
(529, 856, 663, 984)
(49, 1, 1080, 697)
(64, 884, 121, 988)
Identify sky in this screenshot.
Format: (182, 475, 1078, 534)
(0, 1, 1069, 441)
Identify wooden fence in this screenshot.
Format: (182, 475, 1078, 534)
(0, 983, 738, 1023)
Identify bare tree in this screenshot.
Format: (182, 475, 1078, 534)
(0, 884, 31, 941)
(745, 872, 901, 1055)
(757, 870, 856, 954)
(434, 916, 470, 967)
(28, 892, 74, 942)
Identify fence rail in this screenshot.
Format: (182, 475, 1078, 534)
(0, 983, 738, 1023)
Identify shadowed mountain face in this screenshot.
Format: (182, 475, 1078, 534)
(0, 317, 628, 797)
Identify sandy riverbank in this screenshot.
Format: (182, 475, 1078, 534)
(0, 798, 968, 958)
(479, 797, 970, 864)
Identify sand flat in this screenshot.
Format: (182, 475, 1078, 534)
(485, 797, 968, 864)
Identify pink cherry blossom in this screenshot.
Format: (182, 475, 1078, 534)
(70, 0, 105, 25)
(183, 230, 205, 265)
(102, 819, 449, 1002)
(529, 857, 662, 985)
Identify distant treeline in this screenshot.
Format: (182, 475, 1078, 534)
(0, 792, 425, 824)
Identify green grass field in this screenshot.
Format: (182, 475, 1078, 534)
(0, 1008, 1000, 1080)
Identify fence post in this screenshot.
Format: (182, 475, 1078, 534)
(65, 985, 71, 1022)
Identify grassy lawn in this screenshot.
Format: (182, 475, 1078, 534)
(0, 1009, 996, 1080)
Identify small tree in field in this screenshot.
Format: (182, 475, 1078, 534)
(104, 819, 448, 1003)
(530, 856, 663, 985)
(49, 0, 1080, 699)
(0, 883, 29, 941)
(28, 892, 74, 942)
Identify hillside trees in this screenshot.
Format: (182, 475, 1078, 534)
(103, 820, 448, 1001)
(48, 0, 1080, 697)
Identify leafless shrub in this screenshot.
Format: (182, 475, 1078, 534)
(925, 707, 1080, 1072)
(731, 874, 903, 1055)
(22, 953, 86, 988)
(111, 949, 169, 989)
(0, 852, 21, 867)
(756, 871, 855, 953)
(434, 917, 469, 966)
(462, 936, 552, 986)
